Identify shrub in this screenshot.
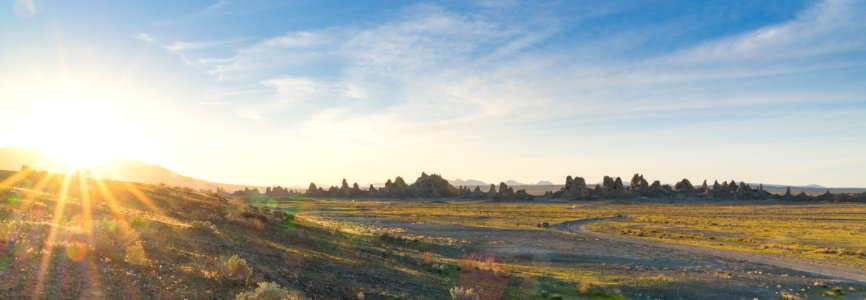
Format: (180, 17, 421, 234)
(129, 216, 148, 228)
(823, 286, 842, 297)
(459, 254, 510, 278)
(578, 281, 607, 296)
(235, 282, 298, 300)
(449, 286, 477, 300)
(550, 294, 563, 300)
(191, 220, 219, 233)
(780, 291, 803, 300)
(93, 219, 140, 258)
(125, 241, 148, 265)
(221, 255, 253, 283)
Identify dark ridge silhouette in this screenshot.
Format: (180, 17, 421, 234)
(305, 172, 866, 202)
(549, 173, 866, 201)
(227, 185, 299, 199)
(305, 172, 533, 200)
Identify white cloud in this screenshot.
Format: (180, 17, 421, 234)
(262, 76, 320, 100)
(154, 0, 866, 140)
(152, 0, 230, 27)
(14, 0, 39, 18)
(258, 31, 329, 49)
(671, 0, 865, 64)
(125, 0, 866, 186)
(134, 33, 157, 43)
(162, 39, 243, 52)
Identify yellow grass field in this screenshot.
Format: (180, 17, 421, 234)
(300, 200, 866, 271)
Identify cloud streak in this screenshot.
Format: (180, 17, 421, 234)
(136, 0, 866, 185)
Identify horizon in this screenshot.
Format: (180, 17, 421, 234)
(2, 146, 862, 190)
(2, 0, 866, 188)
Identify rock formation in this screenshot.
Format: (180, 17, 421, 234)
(303, 172, 532, 200)
(302, 172, 860, 202)
(613, 177, 625, 192)
(306, 183, 319, 196)
(602, 176, 615, 191)
(674, 179, 694, 192)
(553, 175, 590, 199)
(630, 174, 649, 192)
(410, 173, 460, 197)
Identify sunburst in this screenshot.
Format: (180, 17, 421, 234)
(0, 154, 168, 298)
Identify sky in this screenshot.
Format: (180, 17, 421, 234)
(1, 0, 865, 187)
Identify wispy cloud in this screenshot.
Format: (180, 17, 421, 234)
(673, 0, 865, 64)
(162, 39, 245, 53)
(146, 0, 866, 168)
(152, 0, 230, 27)
(134, 33, 157, 43)
(13, 0, 39, 18)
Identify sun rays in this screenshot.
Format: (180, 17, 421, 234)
(0, 162, 171, 298)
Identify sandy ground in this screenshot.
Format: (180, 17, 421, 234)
(324, 212, 866, 299)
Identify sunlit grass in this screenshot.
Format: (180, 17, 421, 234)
(302, 199, 866, 275)
(586, 203, 866, 269)
(1, 168, 494, 298)
(8, 167, 860, 298)
(0, 166, 214, 298)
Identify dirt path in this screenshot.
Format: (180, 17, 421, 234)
(557, 217, 866, 284)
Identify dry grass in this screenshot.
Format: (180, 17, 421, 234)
(449, 286, 478, 300)
(307, 199, 866, 270)
(8, 168, 861, 299)
(0, 170, 468, 299)
(587, 203, 866, 269)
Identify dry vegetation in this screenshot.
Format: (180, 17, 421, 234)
(4, 167, 864, 299)
(587, 203, 866, 270)
(0, 170, 469, 299)
(305, 199, 866, 274)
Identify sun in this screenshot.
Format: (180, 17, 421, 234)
(27, 101, 125, 170)
(9, 87, 149, 172)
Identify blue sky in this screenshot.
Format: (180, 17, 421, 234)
(1, 0, 865, 187)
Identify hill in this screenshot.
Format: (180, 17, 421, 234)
(0, 148, 254, 192)
(448, 178, 487, 186)
(0, 169, 454, 298)
(504, 180, 526, 186)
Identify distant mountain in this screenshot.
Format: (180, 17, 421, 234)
(0, 148, 44, 169)
(504, 180, 526, 186)
(449, 178, 487, 186)
(756, 183, 865, 195)
(0, 148, 254, 192)
(802, 184, 826, 189)
(101, 160, 256, 192)
(448, 179, 575, 187)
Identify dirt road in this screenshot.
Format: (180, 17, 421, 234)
(321, 210, 866, 299)
(557, 217, 866, 284)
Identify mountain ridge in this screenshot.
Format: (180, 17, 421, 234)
(0, 148, 256, 192)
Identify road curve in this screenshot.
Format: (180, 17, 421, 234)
(556, 217, 866, 284)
